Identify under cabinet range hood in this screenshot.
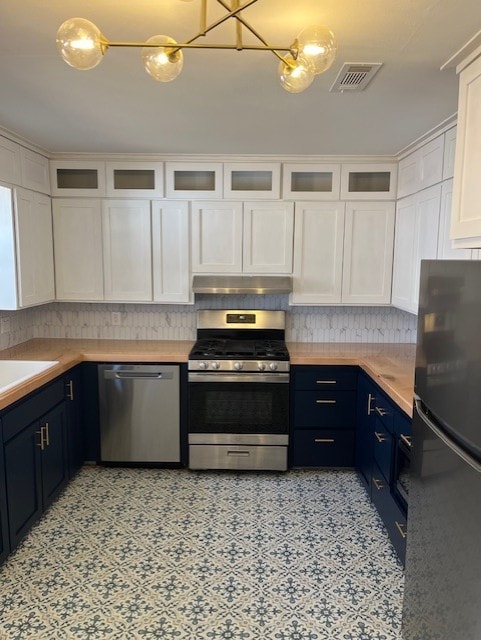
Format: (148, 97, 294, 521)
(192, 275, 293, 295)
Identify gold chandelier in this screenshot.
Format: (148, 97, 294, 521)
(56, 0, 337, 94)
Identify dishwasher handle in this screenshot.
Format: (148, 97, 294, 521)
(103, 370, 173, 380)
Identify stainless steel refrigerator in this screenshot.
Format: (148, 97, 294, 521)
(402, 260, 481, 640)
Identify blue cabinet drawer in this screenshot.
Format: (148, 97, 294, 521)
(294, 367, 358, 391)
(294, 390, 356, 428)
(373, 417, 394, 483)
(292, 429, 355, 467)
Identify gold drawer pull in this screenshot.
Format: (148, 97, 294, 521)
(314, 438, 335, 443)
(375, 431, 387, 443)
(35, 426, 46, 451)
(400, 433, 412, 448)
(66, 379, 74, 401)
(376, 406, 388, 417)
(316, 399, 336, 404)
(367, 393, 376, 415)
(316, 380, 337, 384)
(395, 521, 407, 539)
(372, 477, 384, 490)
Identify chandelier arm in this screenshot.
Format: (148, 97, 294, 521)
(106, 41, 291, 52)
(215, 0, 292, 65)
(183, 0, 259, 45)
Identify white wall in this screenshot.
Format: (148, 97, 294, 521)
(0, 300, 417, 350)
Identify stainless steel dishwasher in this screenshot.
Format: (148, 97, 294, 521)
(98, 364, 180, 463)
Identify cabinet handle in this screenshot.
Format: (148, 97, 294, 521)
(316, 380, 337, 384)
(374, 431, 387, 443)
(376, 406, 388, 417)
(66, 379, 74, 401)
(227, 450, 250, 457)
(44, 422, 50, 446)
(400, 433, 412, 449)
(372, 477, 384, 490)
(36, 427, 46, 451)
(315, 399, 336, 404)
(395, 521, 407, 539)
(367, 393, 376, 415)
(314, 438, 335, 443)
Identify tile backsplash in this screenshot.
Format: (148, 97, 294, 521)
(0, 298, 417, 350)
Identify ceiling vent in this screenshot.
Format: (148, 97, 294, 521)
(330, 62, 383, 92)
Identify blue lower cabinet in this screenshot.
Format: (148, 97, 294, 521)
(0, 436, 10, 564)
(373, 417, 394, 484)
(3, 379, 69, 551)
(371, 462, 407, 565)
(292, 429, 355, 467)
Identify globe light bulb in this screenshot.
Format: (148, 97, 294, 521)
(296, 25, 337, 75)
(142, 35, 184, 82)
(56, 18, 106, 70)
(278, 54, 314, 93)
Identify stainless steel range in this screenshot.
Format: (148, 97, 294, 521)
(188, 310, 289, 471)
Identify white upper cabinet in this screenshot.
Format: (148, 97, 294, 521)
(442, 127, 457, 180)
(0, 186, 54, 309)
(243, 201, 294, 273)
(165, 162, 223, 199)
(291, 201, 345, 305)
(340, 163, 397, 200)
(191, 200, 293, 274)
(341, 201, 395, 304)
(223, 163, 281, 199)
(152, 201, 191, 303)
(102, 200, 152, 301)
(0, 137, 22, 186)
(191, 201, 243, 273)
(437, 179, 473, 260)
(52, 199, 104, 301)
(20, 148, 50, 195)
(451, 52, 481, 247)
(105, 161, 163, 198)
(397, 136, 445, 198)
(392, 185, 441, 314)
(282, 163, 341, 200)
(50, 160, 106, 197)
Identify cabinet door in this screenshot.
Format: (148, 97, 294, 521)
(451, 55, 481, 246)
(106, 161, 163, 198)
(50, 160, 106, 197)
(40, 402, 69, 509)
(53, 199, 104, 301)
(165, 162, 223, 199)
(223, 163, 281, 199)
(442, 127, 457, 180)
(282, 163, 341, 200)
(418, 136, 444, 190)
(0, 445, 10, 564)
(355, 374, 377, 494)
(102, 200, 153, 301)
(291, 201, 344, 304)
(14, 188, 55, 307)
(152, 201, 191, 303)
(191, 201, 243, 273)
(342, 201, 395, 304)
(4, 422, 43, 550)
(64, 368, 84, 479)
(340, 163, 397, 200)
(391, 195, 417, 312)
(397, 152, 419, 199)
(411, 184, 441, 308)
(20, 148, 50, 195)
(243, 201, 294, 274)
(437, 180, 472, 260)
(0, 136, 21, 186)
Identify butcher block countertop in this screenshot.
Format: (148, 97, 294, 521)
(0, 338, 416, 416)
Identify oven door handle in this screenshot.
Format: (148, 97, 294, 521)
(188, 372, 290, 383)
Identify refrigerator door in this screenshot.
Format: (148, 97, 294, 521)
(402, 401, 481, 640)
(416, 260, 481, 457)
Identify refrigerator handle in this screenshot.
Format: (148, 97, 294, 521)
(414, 395, 481, 474)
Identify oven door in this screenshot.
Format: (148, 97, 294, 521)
(188, 372, 289, 436)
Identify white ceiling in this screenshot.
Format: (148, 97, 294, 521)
(1, 0, 480, 156)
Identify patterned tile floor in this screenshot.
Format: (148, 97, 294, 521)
(0, 467, 404, 640)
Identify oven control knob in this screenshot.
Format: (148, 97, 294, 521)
(257, 362, 266, 371)
(233, 361, 243, 371)
(198, 361, 208, 370)
(269, 362, 278, 371)
(211, 361, 220, 370)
